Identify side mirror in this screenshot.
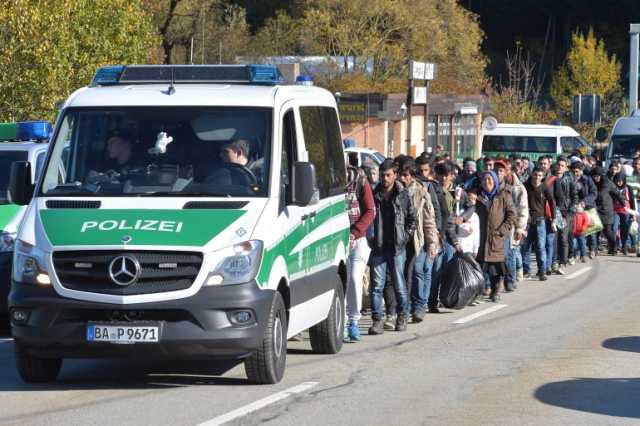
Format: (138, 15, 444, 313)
(595, 127, 609, 142)
(292, 161, 319, 206)
(9, 161, 34, 206)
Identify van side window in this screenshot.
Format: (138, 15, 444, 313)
(281, 109, 297, 206)
(300, 106, 346, 198)
(561, 136, 581, 154)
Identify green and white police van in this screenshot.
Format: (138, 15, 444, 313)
(0, 121, 52, 324)
(8, 65, 350, 384)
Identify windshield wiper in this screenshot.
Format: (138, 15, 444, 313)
(135, 191, 233, 197)
(47, 182, 99, 195)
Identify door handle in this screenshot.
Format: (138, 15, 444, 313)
(301, 211, 317, 221)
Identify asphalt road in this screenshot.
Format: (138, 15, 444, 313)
(1, 255, 639, 426)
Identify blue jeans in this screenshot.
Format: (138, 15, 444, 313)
(545, 220, 556, 271)
(505, 235, 523, 285)
(573, 235, 588, 257)
(411, 247, 435, 314)
(370, 251, 408, 318)
(522, 219, 547, 275)
(429, 242, 455, 309)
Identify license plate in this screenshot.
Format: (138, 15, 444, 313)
(87, 324, 159, 344)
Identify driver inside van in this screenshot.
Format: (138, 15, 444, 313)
(106, 132, 134, 174)
(220, 138, 263, 181)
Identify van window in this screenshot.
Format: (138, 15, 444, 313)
(483, 135, 556, 153)
(610, 135, 640, 158)
(300, 106, 346, 198)
(281, 109, 297, 205)
(560, 136, 582, 154)
(41, 107, 272, 197)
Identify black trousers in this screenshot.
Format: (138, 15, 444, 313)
(602, 223, 616, 253)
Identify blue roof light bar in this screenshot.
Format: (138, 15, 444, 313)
(90, 65, 284, 86)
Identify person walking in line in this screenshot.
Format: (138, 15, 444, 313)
(474, 171, 516, 302)
(399, 161, 439, 324)
(612, 173, 637, 255)
(344, 166, 375, 343)
(522, 168, 556, 280)
(368, 160, 416, 335)
(626, 156, 640, 256)
(495, 160, 528, 290)
(553, 157, 578, 273)
(571, 162, 597, 260)
(591, 167, 625, 255)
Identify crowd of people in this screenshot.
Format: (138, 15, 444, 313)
(342, 150, 640, 343)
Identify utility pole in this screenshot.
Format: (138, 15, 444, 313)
(630, 24, 640, 114)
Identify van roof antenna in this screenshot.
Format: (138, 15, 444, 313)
(164, 67, 176, 95)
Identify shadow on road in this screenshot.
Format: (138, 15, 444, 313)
(602, 336, 640, 354)
(0, 343, 254, 391)
(534, 378, 640, 418)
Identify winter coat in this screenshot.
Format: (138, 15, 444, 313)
(416, 176, 443, 234)
(575, 174, 597, 209)
(594, 178, 625, 225)
(371, 181, 417, 255)
(507, 174, 529, 236)
(407, 180, 439, 254)
(475, 187, 516, 263)
(552, 173, 578, 216)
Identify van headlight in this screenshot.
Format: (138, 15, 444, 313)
(204, 240, 263, 286)
(0, 232, 16, 252)
(13, 240, 51, 286)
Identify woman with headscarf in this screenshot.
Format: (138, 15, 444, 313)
(474, 171, 516, 302)
(613, 173, 637, 255)
(591, 167, 625, 255)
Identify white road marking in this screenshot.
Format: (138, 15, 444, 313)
(564, 267, 592, 280)
(452, 304, 508, 325)
(197, 381, 319, 426)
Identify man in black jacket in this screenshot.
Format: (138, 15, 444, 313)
(551, 157, 578, 273)
(523, 168, 555, 280)
(369, 159, 417, 335)
(572, 161, 598, 259)
(591, 167, 625, 255)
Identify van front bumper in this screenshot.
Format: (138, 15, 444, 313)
(8, 281, 274, 360)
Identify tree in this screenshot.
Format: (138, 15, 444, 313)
(550, 28, 622, 113)
(144, 0, 251, 64)
(0, 0, 159, 122)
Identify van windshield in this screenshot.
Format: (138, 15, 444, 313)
(482, 135, 556, 153)
(41, 107, 272, 197)
(610, 135, 640, 158)
(0, 151, 27, 203)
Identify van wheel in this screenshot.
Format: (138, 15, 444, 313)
(245, 292, 287, 384)
(15, 343, 62, 383)
(309, 279, 344, 354)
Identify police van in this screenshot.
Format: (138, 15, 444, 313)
(8, 65, 350, 384)
(0, 121, 52, 325)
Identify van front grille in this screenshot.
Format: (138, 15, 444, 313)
(52, 251, 203, 295)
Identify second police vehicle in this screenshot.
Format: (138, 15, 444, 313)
(0, 121, 52, 325)
(8, 65, 350, 384)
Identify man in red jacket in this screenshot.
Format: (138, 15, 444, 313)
(344, 166, 375, 342)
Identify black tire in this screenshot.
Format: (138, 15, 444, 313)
(15, 343, 62, 383)
(309, 278, 344, 354)
(245, 292, 287, 384)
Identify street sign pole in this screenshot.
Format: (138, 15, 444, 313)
(424, 81, 429, 154)
(630, 24, 640, 114)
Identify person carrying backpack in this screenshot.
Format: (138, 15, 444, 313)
(344, 166, 375, 343)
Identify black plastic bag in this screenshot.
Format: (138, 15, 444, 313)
(440, 252, 484, 310)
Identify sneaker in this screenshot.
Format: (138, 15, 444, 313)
(622, 247, 628, 256)
(368, 318, 384, 335)
(395, 314, 408, 332)
(523, 273, 532, 279)
(516, 269, 524, 281)
(568, 258, 576, 266)
(428, 306, 441, 314)
(546, 269, 552, 276)
(490, 293, 501, 303)
(412, 310, 425, 323)
(344, 321, 361, 343)
(588, 251, 594, 259)
(554, 267, 565, 275)
(383, 315, 396, 330)
(538, 273, 548, 281)
(580, 256, 587, 263)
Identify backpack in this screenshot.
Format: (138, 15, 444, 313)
(544, 175, 557, 219)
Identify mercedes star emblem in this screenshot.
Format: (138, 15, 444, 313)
(108, 255, 141, 286)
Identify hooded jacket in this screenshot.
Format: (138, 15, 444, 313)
(591, 168, 625, 225)
(406, 180, 439, 254)
(475, 172, 517, 263)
